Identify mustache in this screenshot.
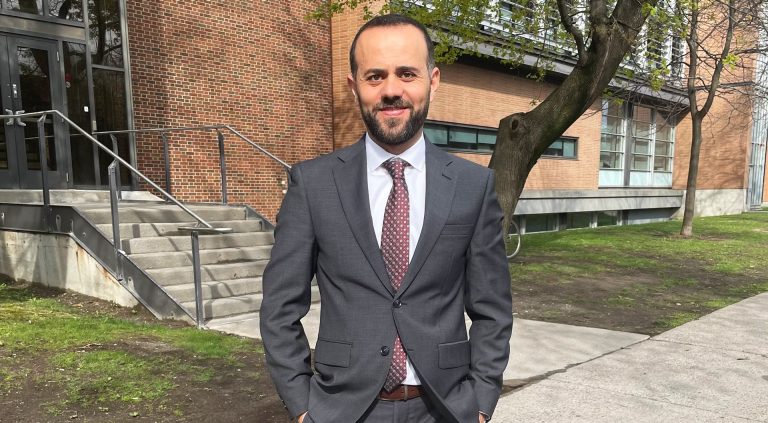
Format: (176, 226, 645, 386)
(375, 98, 413, 111)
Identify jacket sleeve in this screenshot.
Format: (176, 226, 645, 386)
(464, 169, 514, 419)
(259, 164, 316, 419)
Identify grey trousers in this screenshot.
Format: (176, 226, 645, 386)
(302, 395, 444, 423)
(356, 396, 444, 423)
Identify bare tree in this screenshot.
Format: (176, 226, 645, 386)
(674, 0, 767, 235)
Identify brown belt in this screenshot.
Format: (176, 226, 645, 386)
(378, 385, 425, 401)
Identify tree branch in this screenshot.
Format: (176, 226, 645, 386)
(699, 0, 736, 117)
(589, 0, 609, 28)
(557, 0, 587, 61)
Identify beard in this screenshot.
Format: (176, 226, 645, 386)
(360, 96, 429, 147)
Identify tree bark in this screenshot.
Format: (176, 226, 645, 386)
(681, 116, 702, 236)
(490, 0, 654, 233)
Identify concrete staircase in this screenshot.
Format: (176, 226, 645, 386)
(76, 201, 315, 324)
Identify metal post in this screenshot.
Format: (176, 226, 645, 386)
(38, 115, 51, 212)
(110, 135, 122, 200)
(217, 131, 228, 204)
(162, 132, 172, 198)
(191, 230, 205, 328)
(108, 162, 124, 280)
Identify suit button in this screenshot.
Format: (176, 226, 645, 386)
(381, 346, 390, 356)
(392, 300, 402, 308)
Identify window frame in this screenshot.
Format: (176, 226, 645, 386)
(542, 136, 578, 159)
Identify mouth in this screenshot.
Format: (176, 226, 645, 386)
(377, 106, 410, 118)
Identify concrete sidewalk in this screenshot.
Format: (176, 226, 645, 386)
(493, 293, 768, 422)
(209, 294, 767, 422)
(209, 305, 648, 385)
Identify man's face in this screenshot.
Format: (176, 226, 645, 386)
(348, 24, 440, 151)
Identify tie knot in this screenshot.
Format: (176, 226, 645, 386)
(383, 158, 409, 180)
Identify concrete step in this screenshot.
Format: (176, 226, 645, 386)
(145, 260, 269, 286)
(99, 219, 264, 239)
(164, 277, 263, 302)
(121, 231, 274, 254)
(184, 286, 321, 320)
(81, 204, 246, 224)
(129, 245, 272, 269)
(0, 189, 161, 204)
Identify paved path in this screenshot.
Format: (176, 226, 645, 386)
(494, 293, 768, 422)
(209, 305, 648, 384)
(209, 294, 768, 422)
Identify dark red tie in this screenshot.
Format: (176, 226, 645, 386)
(381, 158, 409, 392)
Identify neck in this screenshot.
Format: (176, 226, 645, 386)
(370, 132, 422, 156)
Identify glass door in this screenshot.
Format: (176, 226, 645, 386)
(0, 34, 68, 189)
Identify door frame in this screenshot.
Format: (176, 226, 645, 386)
(0, 33, 70, 189)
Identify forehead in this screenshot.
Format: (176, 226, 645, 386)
(354, 24, 429, 71)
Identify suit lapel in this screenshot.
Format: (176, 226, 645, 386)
(396, 141, 456, 299)
(333, 138, 395, 296)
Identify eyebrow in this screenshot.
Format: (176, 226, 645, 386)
(362, 66, 421, 77)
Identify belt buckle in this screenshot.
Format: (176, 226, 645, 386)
(403, 385, 410, 401)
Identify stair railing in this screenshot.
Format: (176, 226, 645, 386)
(93, 125, 292, 206)
(2, 110, 227, 328)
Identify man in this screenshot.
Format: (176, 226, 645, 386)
(260, 14, 513, 423)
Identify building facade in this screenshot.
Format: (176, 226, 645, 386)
(331, 1, 768, 233)
(1, 0, 765, 231)
(0, 0, 333, 221)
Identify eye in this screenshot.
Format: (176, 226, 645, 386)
(366, 74, 384, 82)
(400, 71, 417, 80)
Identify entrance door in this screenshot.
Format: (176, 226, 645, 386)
(0, 35, 68, 189)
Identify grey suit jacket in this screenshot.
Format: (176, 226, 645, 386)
(260, 138, 513, 423)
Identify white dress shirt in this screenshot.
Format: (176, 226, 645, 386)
(365, 133, 426, 386)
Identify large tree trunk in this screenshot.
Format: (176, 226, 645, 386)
(681, 116, 703, 236)
(489, 0, 653, 233)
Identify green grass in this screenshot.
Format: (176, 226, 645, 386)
(512, 213, 768, 279)
(509, 213, 768, 334)
(49, 351, 176, 406)
(654, 312, 700, 329)
(0, 283, 264, 414)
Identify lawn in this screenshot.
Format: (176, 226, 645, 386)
(510, 212, 768, 334)
(0, 280, 285, 422)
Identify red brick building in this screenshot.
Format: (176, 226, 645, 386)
(1, 0, 765, 231)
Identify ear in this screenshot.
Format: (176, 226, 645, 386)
(429, 67, 440, 103)
(347, 73, 358, 103)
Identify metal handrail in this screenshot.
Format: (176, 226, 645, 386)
(1, 109, 228, 327)
(2, 110, 215, 229)
(95, 124, 292, 169)
(94, 124, 292, 206)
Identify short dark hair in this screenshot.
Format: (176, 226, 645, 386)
(349, 13, 435, 76)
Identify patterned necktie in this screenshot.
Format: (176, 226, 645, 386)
(381, 158, 410, 392)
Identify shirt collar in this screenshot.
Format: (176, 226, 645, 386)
(365, 132, 426, 174)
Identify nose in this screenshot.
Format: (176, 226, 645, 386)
(380, 74, 404, 100)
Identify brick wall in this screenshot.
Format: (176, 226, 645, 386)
(127, 1, 333, 221)
(673, 90, 753, 192)
(430, 63, 602, 190)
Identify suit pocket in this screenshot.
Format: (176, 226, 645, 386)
(437, 339, 471, 369)
(440, 224, 474, 236)
(314, 338, 352, 368)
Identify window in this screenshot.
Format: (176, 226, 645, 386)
(544, 137, 577, 158)
(566, 212, 592, 229)
(2, 0, 84, 21)
(600, 101, 627, 170)
(427, 121, 577, 156)
(424, 122, 496, 152)
(596, 211, 620, 227)
(525, 213, 559, 233)
(600, 100, 675, 187)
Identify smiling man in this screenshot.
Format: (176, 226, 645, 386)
(260, 14, 513, 423)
